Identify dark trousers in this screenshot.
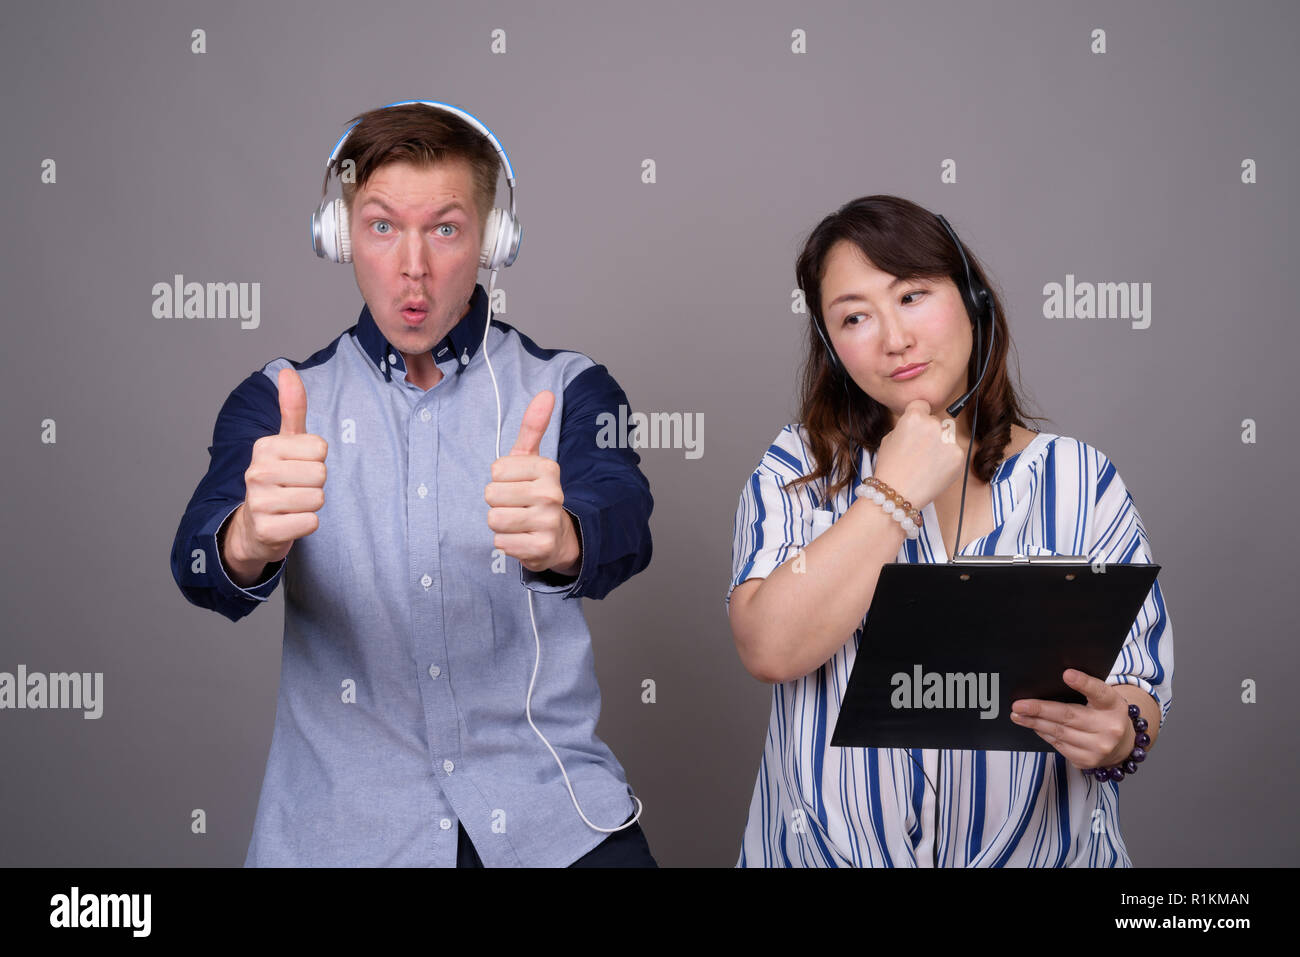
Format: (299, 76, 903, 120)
(457, 813, 657, 867)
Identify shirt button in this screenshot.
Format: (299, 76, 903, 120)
(417, 483, 428, 498)
(420, 408, 432, 422)
(388, 352, 397, 365)
(421, 573, 432, 589)
(440, 818, 452, 830)
(428, 664, 441, 679)
(443, 759, 454, 775)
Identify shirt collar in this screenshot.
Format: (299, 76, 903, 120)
(353, 283, 490, 382)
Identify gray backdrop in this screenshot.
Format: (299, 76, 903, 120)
(2, 0, 1295, 867)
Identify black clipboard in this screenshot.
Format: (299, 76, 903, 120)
(830, 555, 1160, 752)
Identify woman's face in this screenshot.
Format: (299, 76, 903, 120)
(819, 239, 975, 433)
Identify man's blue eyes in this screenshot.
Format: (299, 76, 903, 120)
(843, 291, 926, 325)
(372, 222, 457, 237)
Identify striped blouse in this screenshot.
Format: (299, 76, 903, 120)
(726, 425, 1174, 867)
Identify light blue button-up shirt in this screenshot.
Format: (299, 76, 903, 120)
(171, 284, 654, 866)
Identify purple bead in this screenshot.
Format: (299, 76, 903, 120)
(1134, 717, 1148, 732)
(1131, 747, 1146, 762)
(1108, 767, 1125, 782)
(1135, 731, 1151, 748)
(1127, 704, 1140, 718)
(1093, 768, 1109, 781)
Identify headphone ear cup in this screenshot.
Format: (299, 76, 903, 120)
(480, 209, 501, 269)
(314, 197, 351, 264)
(335, 199, 351, 263)
(480, 207, 522, 270)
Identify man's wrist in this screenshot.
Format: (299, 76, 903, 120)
(221, 505, 260, 567)
(220, 505, 273, 587)
(219, 507, 241, 560)
(550, 511, 582, 578)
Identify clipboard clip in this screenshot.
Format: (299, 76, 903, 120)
(948, 553, 1090, 565)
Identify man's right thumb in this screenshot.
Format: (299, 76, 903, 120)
(278, 367, 307, 435)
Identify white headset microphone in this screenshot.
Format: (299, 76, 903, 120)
(310, 100, 642, 834)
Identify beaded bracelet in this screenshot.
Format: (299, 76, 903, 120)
(857, 476, 923, 540)
(1085, 704, 1150, 782)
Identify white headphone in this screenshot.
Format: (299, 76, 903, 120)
(309, 99, 522, 270)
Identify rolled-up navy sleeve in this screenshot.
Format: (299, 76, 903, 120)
(170, 367, 288, 622)
(520, 362, 653, 600)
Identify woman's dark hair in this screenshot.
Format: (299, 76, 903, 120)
(788, 195, 1050, 502)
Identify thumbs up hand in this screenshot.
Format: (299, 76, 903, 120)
(484, 390, 582, 576)
(225, 367, 330, 571)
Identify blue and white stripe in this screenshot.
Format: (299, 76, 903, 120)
(726, 425, 1174, 867)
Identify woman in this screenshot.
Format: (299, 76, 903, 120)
(726, 196, 1174, 867)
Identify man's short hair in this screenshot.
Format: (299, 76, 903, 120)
(327, 103, 500, 233)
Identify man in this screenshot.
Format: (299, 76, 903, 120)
(169, 102, 656, 867)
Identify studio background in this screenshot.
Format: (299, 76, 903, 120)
(2, 0, 1295, 867)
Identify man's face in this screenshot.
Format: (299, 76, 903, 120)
(349, 158, 485, 365)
